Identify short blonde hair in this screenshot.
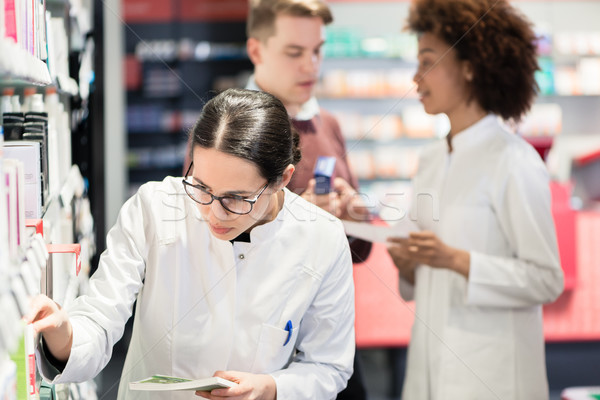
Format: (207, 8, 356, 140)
(247, 0, 333, 41)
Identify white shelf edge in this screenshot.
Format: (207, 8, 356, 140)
(0, 38, 52, 86)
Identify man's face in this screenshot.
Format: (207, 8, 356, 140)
(250, 14, 326, 114)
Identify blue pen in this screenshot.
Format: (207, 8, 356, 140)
(283, 320, 293, 346)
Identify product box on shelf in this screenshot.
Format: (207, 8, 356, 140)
(3, 141, 43, 218)
(0, 127, 8, 272)
(0, 294, 21, 355)
(9, 324, 38, 400)
(0, 356, 17, 400)
(2, 159, 25, 261)
(46, 244, 81, 307)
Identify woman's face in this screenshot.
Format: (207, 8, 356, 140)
(189, 147, 280, 241)
(413, 32, 472, 118)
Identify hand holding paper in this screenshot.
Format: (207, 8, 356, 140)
(195, 371, 277, 399)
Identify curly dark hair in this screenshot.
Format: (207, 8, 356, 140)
(407, 0, 539, 122)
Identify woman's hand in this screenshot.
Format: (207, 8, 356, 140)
(195, 370, 276, 399)
(389, 231, 471, 279)
(23, 294, 73, 362)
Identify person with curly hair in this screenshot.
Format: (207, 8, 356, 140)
(386, 1, 564, 399)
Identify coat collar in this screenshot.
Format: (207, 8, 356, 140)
(447, 114, 501, 153)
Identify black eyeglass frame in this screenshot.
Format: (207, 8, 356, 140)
(182, 162, 270, 215)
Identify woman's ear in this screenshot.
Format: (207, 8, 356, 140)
(276, 164, 295, 190)
(463, 61, 474, 82)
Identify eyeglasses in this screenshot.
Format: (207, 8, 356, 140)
(182, 162, 270, 215)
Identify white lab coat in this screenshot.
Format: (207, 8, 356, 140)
(400, 115, 564, 400)
(37, 178, 355, 400)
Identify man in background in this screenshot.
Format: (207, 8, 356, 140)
(246, 1, 371, 398)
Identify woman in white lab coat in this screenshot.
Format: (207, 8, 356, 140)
(387, 1, 564, 399)
(26, 88, 356, 400)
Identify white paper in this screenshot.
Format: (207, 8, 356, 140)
(129, 375, 237, 392)
(343, 218, 419, 243)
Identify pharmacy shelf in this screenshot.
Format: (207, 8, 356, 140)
(0, 233, 47, 353)
(0, 39, 51, 86)
(318, 97, 421, 114)
(322, 57, 416, 69)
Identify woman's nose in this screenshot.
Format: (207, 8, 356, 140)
(209, 200, 230, 219)
(413, 69, 421, 84)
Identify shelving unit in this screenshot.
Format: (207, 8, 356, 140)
(0, 39, 52, 85)
(122, 0, 253, 195)
(1, 0, 98, 397)
(318, 47, 445, 215)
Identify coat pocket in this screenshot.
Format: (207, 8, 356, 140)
(251, 322, 298, 373)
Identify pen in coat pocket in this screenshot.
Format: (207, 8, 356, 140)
(283, 320, 293, 346)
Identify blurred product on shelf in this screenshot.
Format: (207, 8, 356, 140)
(142, 66, 182, 98)
(401, 106, 449, 138)
(135, 39, 247, 62)
(519, 103, 563, 137)
(373, 146, 419, 180)
(317, 68, 416, 99)
(127, 143, 187, 169)
(571, 148, 600, 206)
(578, 58, 600, 96)
(127, 105, 181, 133)
(324, 27, 417, 60)
(554, 31, 600, 56)
(536, 57, 555, 96)
(561, 386, 600, 400)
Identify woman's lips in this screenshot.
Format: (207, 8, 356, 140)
(210, 224, 233, 235)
